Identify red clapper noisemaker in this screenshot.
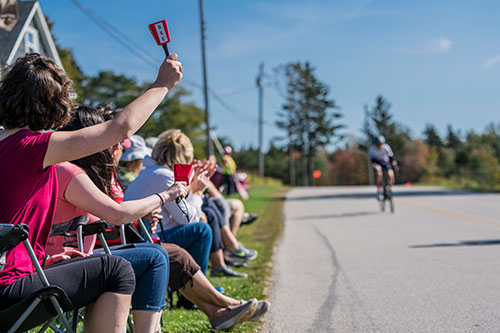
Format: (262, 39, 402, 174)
(174, 164, 195, 185)
(173, 164, 195, 213)
(148, 19, 171, 56)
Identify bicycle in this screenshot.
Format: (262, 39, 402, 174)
(378, 168, 394, 213)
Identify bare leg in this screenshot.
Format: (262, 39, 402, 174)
(210, 249, 226, 270)
(373, 165, 382, 192)
(388, 169, 395, 187)
(180, 271, 241, 319)
(228, 199, 244, 236)
(132, 310, 162, 333)
(84, 292, 131, 333)
(221, 225, 239, 251)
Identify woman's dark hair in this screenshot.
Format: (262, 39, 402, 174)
(60, 104, 120, 199)
(0, 53, 74, 130)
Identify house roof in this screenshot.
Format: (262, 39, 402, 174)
(0, 1, 37, 67)
(0, 1, 62, 70)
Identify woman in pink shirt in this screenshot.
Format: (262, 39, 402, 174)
(0, 53, 183, 332)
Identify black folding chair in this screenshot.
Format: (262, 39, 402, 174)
(0, 224, 75, 333)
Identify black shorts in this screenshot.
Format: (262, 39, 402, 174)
(0, 255, 135, 311)
(373, 160, 392, 171)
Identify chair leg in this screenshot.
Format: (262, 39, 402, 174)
(49, 296, 74, 332)
(72, 309, 79, 331)
(7, 297, 42, 333)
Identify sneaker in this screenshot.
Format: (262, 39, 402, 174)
(241, 213, 259, 225)
(210, 299, 258, 330)
(247, 299, 270, 322)
(226, 244, 257, 264)
(210, 265, 248, 278)
(238, 242, 258, 260)
(224, 253, 248, 268)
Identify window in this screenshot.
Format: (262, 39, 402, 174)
(25, 27, 39, 53)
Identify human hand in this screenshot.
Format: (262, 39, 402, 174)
(150, 221, 159, 235)
(44, 249, 88, 266)
(154, 54, 183, 90)
(143, 207, 162, 223)
(193, 159, 217, 178)
(163, 182, 189, 202)
(189, 168, 210, 195)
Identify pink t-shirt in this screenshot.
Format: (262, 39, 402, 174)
(45, 162, 98, 256)
(0, 129, 56, 286)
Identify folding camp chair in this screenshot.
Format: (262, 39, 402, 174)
(0, 224, 75, 333)
(49, 216, 118, 332)
(51, 217, 145, 333)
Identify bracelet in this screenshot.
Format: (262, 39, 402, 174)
(155, 193, 165, 207)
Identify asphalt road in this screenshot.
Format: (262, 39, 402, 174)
(264, 186, 500, 332)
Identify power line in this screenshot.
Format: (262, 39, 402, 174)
(67, 0, 273, 131)
(69, 0, 159, 69)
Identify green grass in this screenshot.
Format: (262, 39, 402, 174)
(161, 177, 288, 332)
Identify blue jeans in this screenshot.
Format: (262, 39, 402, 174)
(109, 243, 169, 311)
(156, 222, 212, 274)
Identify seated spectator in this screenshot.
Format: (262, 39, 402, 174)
(47, 105, 267, 330)
(206, 181, 259, 235)
(125, 129, 249, 277)
(119, 134, 151, 188)
(0, 52, 183, 331)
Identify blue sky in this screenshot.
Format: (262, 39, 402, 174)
(40, 0, 500, 150)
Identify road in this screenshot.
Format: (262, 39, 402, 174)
(264, 186, 500, 332)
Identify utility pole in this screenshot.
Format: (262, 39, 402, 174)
(364, 105, 374, 185)
(199, 0, 213, 158)
(288, 107, 296, 186)
(256, 63, 264, 177)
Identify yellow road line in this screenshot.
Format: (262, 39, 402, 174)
(399, 198, 500, 228)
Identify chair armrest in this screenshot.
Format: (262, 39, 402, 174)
(49, 216, 89, 238)
(81, 221, 108, 236)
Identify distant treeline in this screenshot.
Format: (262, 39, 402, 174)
(234, 94, 500, 190)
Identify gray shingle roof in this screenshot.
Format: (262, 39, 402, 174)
(0, 1, 36, 67)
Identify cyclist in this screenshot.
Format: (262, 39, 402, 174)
(369, 136, 397, 200)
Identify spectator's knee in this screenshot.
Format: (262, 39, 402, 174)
(198, 222, 213, 242)
(105, 255, 136, 295)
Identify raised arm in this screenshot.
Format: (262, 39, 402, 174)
(44, 55, 183, 169)
(64, 172, 188, 226)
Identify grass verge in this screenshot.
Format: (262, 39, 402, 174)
(161, 177, 288, 332)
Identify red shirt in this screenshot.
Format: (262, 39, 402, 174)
(0, 129, 56, 286)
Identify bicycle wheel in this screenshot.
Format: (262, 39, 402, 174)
(389, 197, 394, 213)
(379, 198, 385, 212)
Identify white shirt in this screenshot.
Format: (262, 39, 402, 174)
(124, 156, 203, 230)
(369, 144, 394, 163)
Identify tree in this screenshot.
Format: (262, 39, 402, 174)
(423, 123, 443, 147)
(80, 71, 143, 108)
(445, 124, 461, 149)
(369, 95, 410, 157)
(275, 62, 343, 186)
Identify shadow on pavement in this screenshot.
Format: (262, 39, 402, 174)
(287, 189, 480, 201)
(410, 239, 500, 248)
(289, 211, 378, 221)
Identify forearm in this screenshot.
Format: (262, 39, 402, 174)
(44, 86, 168, 168)
(115, 85, 169, 138)
(102, 195, 164, 226)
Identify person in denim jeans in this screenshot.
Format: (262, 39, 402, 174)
(46, 106, 189, 333)
(157, 222, 212, 274)
(104, 243, 169, 312)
